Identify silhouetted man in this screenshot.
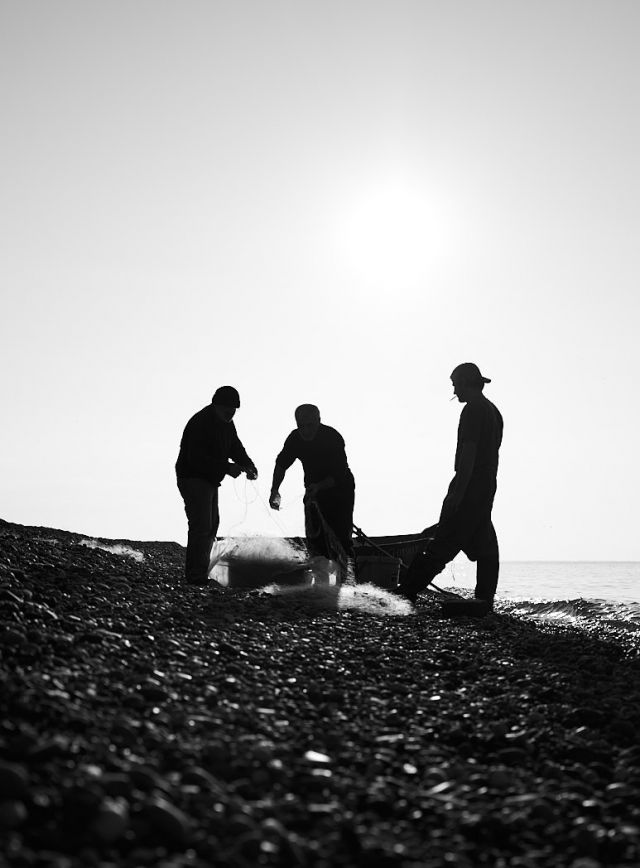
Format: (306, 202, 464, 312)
(269, 404, 355, 579)
(397, 363, 503, 608)
(176, 386, 257, 586)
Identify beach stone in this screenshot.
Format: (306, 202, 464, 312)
(566, 707, 607, 727)
(91, 797, 129, 843)
(569, 861, 604, 868)
(1, 626, 27, 645)
(129, 766, 164, 792)
(0, 762, 29, 799)
(304, 750, 331, 764)
(495, 747, 528, 765)
(180, 766, 220, 789)
(605, 781, 634, 799)
(141, 797, 191, 848)
(0, 798, 27, 828)
(201, 741, 231, 775)
(608, 718, 636, 744)
(571, 820, 607, 857)
(60, 783, 103, 834)
(487, 769, 512, 790)
(139, 682, 171, 703)
(225, 831, 262, 861)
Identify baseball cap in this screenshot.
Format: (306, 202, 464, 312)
(212, 385, 241, 407)
(451, 363, 491, 384)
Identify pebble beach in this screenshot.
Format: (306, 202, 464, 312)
(1, 518, 640, 868)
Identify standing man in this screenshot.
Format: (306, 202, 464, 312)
(397, 363, 503, 608)
(176, 386, 257, 586)
(269, 404, 355, 580)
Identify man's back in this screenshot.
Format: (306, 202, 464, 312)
(456, 395, 503, 493)
(277, 424, 354, 487)
(176, 405, 247, 485)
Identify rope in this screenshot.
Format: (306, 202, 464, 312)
(309, 500, 349, 575)
(353, 525, 429, 567)
(252, 483, 294, 537)
(222, 482, 457, 598)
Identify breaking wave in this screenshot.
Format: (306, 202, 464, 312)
(496, 596, 640, 632)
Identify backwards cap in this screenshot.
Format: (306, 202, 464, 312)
(451, 363, 491, 384)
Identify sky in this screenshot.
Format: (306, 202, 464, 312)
(1, 0, 639, 561)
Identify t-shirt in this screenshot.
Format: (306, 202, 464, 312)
(455, 395, 503, 497)
(175, 405, 252, 486)
(276, 424, 354, 489)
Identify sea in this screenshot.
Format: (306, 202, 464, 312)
(438, 559, 640, 633)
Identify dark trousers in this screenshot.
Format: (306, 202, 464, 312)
(177, 477, 220, 583)
(305, 488, 355, 563)
(400, 498, 499, 602)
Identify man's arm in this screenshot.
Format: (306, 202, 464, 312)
(441, 440, 477, 519)
(304, 476, 336, 501)
(270, 434, 300, 509)
(228, 429, 258, 479)
(269, 463, 287, 509)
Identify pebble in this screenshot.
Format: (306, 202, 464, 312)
(0, 762, 29, 798)
(141, 797, 191, 848)
(91, 797, 129, 842)
(0, 798, 27, 827)
(1, 518, 640, 867)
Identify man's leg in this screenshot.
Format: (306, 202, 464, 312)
(177, 478, 219, 585)
(318, 489, 355, 583)
(304, 499, 327, 559)
(473, 522, 499, 604)
(398, 532, 462, 602)
(333, 498, 355, 561)
(208, 486, 220, 573)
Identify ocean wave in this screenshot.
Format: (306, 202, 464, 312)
(499, 597, 640, 632)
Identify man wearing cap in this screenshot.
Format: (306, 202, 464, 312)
(397, 363, 503, 608)
(176, 386, 258, 586)
(269, 404, 355, 580)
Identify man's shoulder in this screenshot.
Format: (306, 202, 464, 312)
(460, 399, 481, 418)
(459, 396, 501, 430)
(282, 429, 301, 450)
(319, 424, 343, 439)
(186, 405, 210, 424)
(465, 395, 499, 413)
(482, 396, 502, 422)
(187, 405, 223, 430)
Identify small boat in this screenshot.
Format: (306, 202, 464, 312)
(352, 526, 436, 588)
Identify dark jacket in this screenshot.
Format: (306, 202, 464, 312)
(175, 405, 253, 486)
(455, 394, 503, 503)
(276, 424, 354, 490)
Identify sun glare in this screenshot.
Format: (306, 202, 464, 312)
(338, 179, 451, 290)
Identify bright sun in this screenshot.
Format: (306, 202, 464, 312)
(338, 178, 450, 290)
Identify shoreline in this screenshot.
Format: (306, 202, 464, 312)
(1, 518, 640, 866)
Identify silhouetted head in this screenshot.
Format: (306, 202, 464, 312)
(295, 404, 321, 441)
(451, 363, 491, 403)
(212, 385, 240, 422)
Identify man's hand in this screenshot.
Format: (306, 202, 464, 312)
(227, 463, 243, 479)
(244, 463, 258, 481)
(269, 491, 281, 510)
